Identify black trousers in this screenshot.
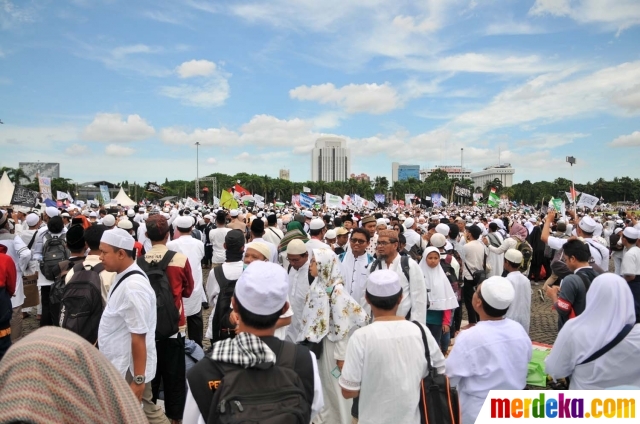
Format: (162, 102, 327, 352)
(152, 335, 186, 420)
(40, 286, 53, 327)
(187, 310, 203, 347)
(203, 246, 213, 267)
(463, 278, 479, 324)
(451, 305, 462, 335)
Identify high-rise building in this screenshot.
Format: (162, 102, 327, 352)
(420, 165, 472, 181)
(392, 162, 420, 182)
(470, 164, 515, 189)
(350, 173, 370, 182)
(311, 137, 350, 182)
(279, 169, 290, 181)
(19, 162, 60, 182)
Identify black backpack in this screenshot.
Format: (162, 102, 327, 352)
(59, 262, 105, 344)
(210, 265, 239, 343)
(40, 232, 70, 280)
(440, 254, 461, 301)
(191, 342, 312, 424)
(137, 251, 180, 340)
(515, 239, 533, 273)
(408, 238, 425, 263)
(49, 257, 84, 325)
(369, 255, 427, 314)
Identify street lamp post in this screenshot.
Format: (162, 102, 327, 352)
(566, 156, 576, 206)
(195, 142, 200, 199)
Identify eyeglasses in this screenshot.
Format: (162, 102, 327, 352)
(350, 238, 367, 244)
(377, 241, 397, 246)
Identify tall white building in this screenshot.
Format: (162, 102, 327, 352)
(470, 164, 515, 189)
(279, 169, 290, 181)
(311, 137, 351, 182)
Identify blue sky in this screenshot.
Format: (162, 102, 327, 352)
(1, 0, 639, 186)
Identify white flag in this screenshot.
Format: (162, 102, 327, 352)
(303, 186, 311, 193)
(253, 194, 265, 203)
(66, 191, 74, 203)
(56, 191, 68, 200)
(576, 193, 599, 210)
(405, 193, 415, 205)
(325, 192, 344, 209)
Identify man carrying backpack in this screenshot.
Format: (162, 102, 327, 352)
(545, 239, 599, 331)
(98, 228, 169, 424)
(204, 229, 245, 347)
(141, 214, 195, 424)
(32, 207, 68, 327)
(184, 261, 323, 424)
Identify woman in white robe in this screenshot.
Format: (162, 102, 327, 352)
(298, 248, 368, 424)
(486, 222, 505, 277)
(545, 273, 640, 389)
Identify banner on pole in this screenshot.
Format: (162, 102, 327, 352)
(38, 177, 52, 200)
(145, 182, 164, 196)
(300, 193, 315, 209)
(576, 192, 599, 210)
(99, 185, 111, 203)
(431, 193, 442, 208)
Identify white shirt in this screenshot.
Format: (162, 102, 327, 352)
(446, 319, 532, 424)
(0, 232, 30, 307)
(285, 261, 311, 343)
(182, 347, 324, 424)
(505, 271, 532, 334)
(167, 235, 205, 317)
(340, 320, 445, 424)
(261, 226, 284, 247)
(98, 262, 157, 382)
(622, 246, 640, 277)
(306, 238, 331, 255)
(372, 255, 427, 323)
(32, 226, 67, 287)
(137, 222, 152, 254)
(461, 239, 486, 281)
(547, 236, 610, 271)
(403, 228, 421, 251)
(208, 227, 231, 264)
(339, 252, 373, 308)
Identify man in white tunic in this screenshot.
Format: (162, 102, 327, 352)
(98, 228, 169, 424)
(340, 270, 445, 424)
(167, 216, 206, 347)
(504, 249, 531, 333)
(446, 276, 531, 424)
(284, 239, 311, 343)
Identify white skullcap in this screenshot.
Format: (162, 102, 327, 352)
(623, 227, 639, 239)
(230, 209, 239, 217)
(325, 229, 337, 239)
(404, 218, 415, 229)
(304, 211, 313, 219)
(25, 213, 40, 227)
(102, 215, 116, 227)
(245, 242, 271, 261)
(505, 249, 523, 264)
(366, 269, 401, 297)
(398, 215, 406, 221)
(430, 233, 447, 248)
(89, 211, 97, 218)
(529, 217, 537, 223)
(127, 209, 135, 217)
(61, 212, 70, 218)
(101, 228, 135, 250)
(235, 261, 288, 315)
(480, 276, 515, 310)
(204, 214, 212, 220)
(161, 212, 170, 219)
(376, 218, 386, 226)
(45, 206, 59, 218)
(286, 239, 307, 255)
(310, 219, 325, 230)
(435, 223, 450, 236)
(117, 219, 133, 230)
(579, 216, 597, 233)
(614, 228, 623, 234)
(176, 216, 194, 230)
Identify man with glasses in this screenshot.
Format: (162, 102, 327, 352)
(338, 228, 373, 308)
(285, 239, 312, 343)
(368, 230, 427, 323)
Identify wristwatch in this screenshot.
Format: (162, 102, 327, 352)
(133, 375, 145, 385)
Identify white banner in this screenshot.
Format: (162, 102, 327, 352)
(56, 191, 68, 200)
(405, 193, 415, 206)
(303, 186, 311, 193)
(577, 192, 599, 210)
(325, 192, 345, 209)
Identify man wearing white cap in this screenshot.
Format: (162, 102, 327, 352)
(184, 261, 323, 424)
(167, 216, 206, 347)
(340, 270, 444, 424)
(446, 276, 531, 424)
(620, 227, 640, 321)
(98, 228, 169, 424)
(403, 217, 422, 252)
(541, 209, 609, 272)
(284, 239, 312, 343)
(32, 206, 67, 327)
(226, 209, 247, 234)
(306, 219, 331, 253)
(503, 249, 531, 333)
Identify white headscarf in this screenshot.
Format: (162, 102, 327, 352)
(419, 247, 459, 311)
(299, 248, 368, 343)
(545, 273, 636, 379)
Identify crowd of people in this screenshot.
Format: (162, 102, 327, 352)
(0, 199, 639, 424)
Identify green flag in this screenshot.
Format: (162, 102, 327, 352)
(550, 197, 563, 211)
(488, 191, 499, 207)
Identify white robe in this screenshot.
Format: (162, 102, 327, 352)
(486, 232, 504, 278)
(446, 319, 532, 424)
(315, 337, 352, 424)
(167, 235, 205, 317)
(505, 271, 531, 334)
(285, 261, 311, 343)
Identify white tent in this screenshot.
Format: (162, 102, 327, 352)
(0, 172, 15, 206)
(114, 187, 136, 207)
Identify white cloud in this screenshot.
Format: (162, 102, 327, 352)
(1, 0, 38, 29)
(485, 21, 545, 35)
(290, 82, 402, 114)
(394, 53, 565, 75)
(159, 126, 239, 146)
(105, 144, 135, 156)
(81, 113, 155, 142)
(529, 0, 640, 34)
(206, 157, 217, 164)
(64, 143, 90, 155)
(451, 61, 640, 135)
(609, 131, 640, 147)
(0, 124, 78, 148)
(176, 59, 217, 78)
(159, 74, 229, 107)
(74, 40, 173, 77)
(516, 133, 588, 149)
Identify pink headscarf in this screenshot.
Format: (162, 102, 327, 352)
(510, 223, 528, 242)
